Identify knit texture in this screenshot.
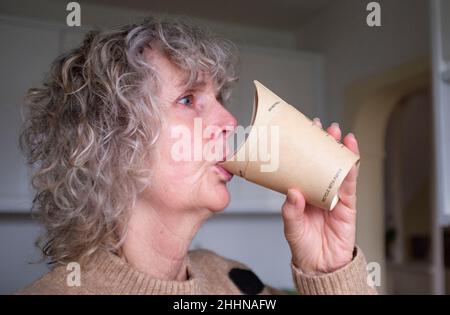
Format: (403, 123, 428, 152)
(16, 246, 377, 295)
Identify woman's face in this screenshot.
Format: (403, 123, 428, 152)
(141, 50, 237, 214)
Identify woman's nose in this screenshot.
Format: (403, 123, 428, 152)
(216, 104, 237, 139)
(205, 96, 237, 140)
(224, 108, 237, 133)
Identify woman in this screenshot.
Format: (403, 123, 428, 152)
(17, 16, 377, 295)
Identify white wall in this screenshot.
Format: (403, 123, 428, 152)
(296, 0, 430, 127)
(0, 0, 298, 50)
(0, 215, 49, 293)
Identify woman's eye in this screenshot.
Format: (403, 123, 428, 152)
(178, 95, 194, 106)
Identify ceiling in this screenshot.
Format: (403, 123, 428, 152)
(84, 0, 333, 31)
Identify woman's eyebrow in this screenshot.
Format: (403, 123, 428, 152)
(180, 80, 207, 92)
(192, 80, 207, 90)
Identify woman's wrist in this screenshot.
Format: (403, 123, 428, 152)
(292, 247, 356, 276)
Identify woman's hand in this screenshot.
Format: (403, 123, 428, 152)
(281, 119, 360, 275)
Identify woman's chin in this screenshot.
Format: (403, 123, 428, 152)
(208, 184, 231, 212)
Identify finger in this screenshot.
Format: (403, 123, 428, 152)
(338, 164, 358, 209)
(327, 122, 342, 142)
(343, 132, 360, 176)
(281, 188, 306, 239)
(338, 133, 360, 208)
(312, 117, 322, 129)
(343, 132, 360, 156)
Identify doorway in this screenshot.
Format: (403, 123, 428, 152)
(345, 58, 435, 294)
(384, 89, 433, 294)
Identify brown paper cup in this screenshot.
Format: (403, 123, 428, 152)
(222, 80, 360, 211)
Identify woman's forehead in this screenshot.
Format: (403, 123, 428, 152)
(144, 47, 219, 99)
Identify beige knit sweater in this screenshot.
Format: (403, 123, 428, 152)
(17, 246, 377, 295)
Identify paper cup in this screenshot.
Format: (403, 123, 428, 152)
(221, 80, 360, 211)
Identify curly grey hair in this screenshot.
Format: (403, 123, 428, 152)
(19, 16, 239, 265)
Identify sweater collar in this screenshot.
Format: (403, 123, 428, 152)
(88, 249, 201, 294)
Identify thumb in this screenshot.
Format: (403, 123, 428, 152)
(281, 188, 306, 239)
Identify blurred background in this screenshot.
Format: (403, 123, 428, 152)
(1, 0, 449, 294)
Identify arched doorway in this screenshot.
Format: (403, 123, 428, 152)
(384, 88, 432, 294)
(345, 59, 431, 294)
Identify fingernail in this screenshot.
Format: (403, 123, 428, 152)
(313, 117, 320, 123)
(287, 189, 297, 205)
(348, 132, 355, 139)
(331, 122, 339, 128)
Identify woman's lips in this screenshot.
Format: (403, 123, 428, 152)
(215, 164, 233, 181)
